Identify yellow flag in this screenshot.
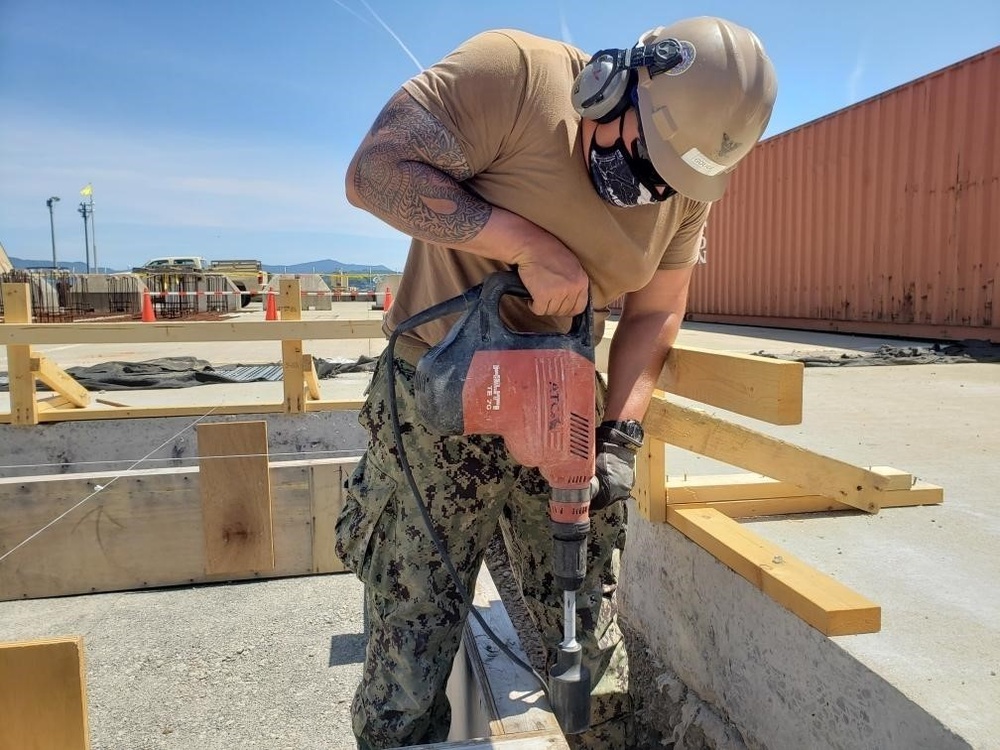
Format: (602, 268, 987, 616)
(80, 183, 93, 197)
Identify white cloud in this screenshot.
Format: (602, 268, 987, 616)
(848, 50, 866, 105)
(0, 106, 398, 240)
(558, 4, 574, 45)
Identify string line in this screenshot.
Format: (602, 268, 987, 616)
(0, 407, 222, 564)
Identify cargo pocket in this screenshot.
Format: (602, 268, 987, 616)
(335, 453, 397, 581)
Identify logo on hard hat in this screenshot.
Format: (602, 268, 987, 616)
(718, 133, 741, 158)
(665, 40, 696, 76)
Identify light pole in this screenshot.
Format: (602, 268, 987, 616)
(46, 196, 60, 268)
(78, 201, 92, 274)
(80, 184, 98, 272)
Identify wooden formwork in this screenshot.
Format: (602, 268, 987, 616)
(0, 278, 943, 744)
(1, 279, 943, 624)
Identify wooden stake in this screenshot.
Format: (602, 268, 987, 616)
(280, 278, 305, 413)
(0, 637, 91, 749)
(198, 421, 275, 575)
(2, 282, 38, 425)
(303, 353, 321, 401)
(634, 436, 667, 523)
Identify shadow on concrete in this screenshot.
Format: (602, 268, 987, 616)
(329, 632, 367, 667)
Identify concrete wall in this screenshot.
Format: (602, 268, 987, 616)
(619, 507, 969, 750)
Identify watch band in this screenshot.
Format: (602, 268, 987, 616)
(598, 419, 644, 449)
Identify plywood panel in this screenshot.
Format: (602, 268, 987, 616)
(0, 637, 90, 749)
(198, 421, 274, 575)
(0, 460, 358, 601)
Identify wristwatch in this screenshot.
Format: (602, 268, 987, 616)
(598, 419, 645, 450)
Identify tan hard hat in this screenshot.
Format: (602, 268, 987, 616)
(635, 17, 777, 202)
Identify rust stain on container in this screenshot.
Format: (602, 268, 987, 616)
(689, 46, 1000, 342)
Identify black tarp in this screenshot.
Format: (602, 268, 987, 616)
(0, 356, 378, 391)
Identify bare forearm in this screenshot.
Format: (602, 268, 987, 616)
(604, 312, 682, 421)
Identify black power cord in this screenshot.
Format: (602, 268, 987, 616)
(382, 296, 552, 701)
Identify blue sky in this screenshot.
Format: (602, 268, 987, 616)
(1, 1, 997, 272)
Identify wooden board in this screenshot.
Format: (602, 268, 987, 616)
(644, 395, 888, 513)
(280, 279, 305, 413)
(668, 484, 943, 519)
(667, 506, 881, 636)
(596, 338, 803, 425)
(32, 354, 91, 407)
(634, 437, 667, 523)
(0, 459, 357, 601)
(303, 354, 322, 401)
(0, 398, 366, 425)
(0, 318, 387, 345)
(462, 567, 563, 738)
(0, 637, 90, 749)
(198, 421, 274, 575)
(3, 283, 38, 425)
(665, 472, 942, 518)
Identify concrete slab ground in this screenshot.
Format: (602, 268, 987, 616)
(1, 309, 998, 748)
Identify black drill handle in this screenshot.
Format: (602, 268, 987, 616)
(478, 270, 593, 352)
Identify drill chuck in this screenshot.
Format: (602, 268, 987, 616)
(550, 486, 591, 592)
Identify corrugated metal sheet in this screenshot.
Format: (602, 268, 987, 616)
(688, 46, 1000, 342)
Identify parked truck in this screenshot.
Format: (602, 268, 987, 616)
(135, 256, 268, 307)
(207, 259, 269, 306)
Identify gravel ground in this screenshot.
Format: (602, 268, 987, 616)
(0, 575, 366, 750)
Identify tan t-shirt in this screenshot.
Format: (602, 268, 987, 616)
(384, 29, 710, 352)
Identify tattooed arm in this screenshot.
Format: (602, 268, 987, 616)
(346, 90, 588, 317)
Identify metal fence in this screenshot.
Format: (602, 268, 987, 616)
(139, 272, 232, 318)
(0, 270, 143, 322)
(1, 271, 239, 322)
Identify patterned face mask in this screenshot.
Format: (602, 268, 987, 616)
(588, 114, 676, 207)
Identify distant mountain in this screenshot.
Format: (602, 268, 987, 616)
(8, 257, 119, 273)
(262, 259, 398, 274)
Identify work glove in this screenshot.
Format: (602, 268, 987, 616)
(590, 422, 642, 512)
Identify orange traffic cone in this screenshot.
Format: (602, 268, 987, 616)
(141, 289, 156, 322)
(264, 289, 278, 321)
(383, 285, 393, 312)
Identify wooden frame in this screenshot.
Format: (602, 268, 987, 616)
(3, 281, 803, 426)
(631, 390, 943, 636)
(2, 281, 941, 636)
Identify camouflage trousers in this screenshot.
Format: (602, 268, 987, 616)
(335, 350, 633, 749)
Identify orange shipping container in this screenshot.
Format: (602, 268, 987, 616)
(687, 46, 1000, 342)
